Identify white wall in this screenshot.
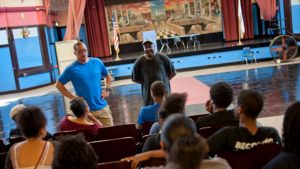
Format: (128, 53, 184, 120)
(55, 40, 77, 74)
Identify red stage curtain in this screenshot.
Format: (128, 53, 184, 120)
(242, 0, 254, 39)
(257, 0, 277, 21)
(221, 0, 253, 41)
(64, 0, 86, 40)
(84, 0, 110, 57)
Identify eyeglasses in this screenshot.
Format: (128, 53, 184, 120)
(76, 49, 87, 54)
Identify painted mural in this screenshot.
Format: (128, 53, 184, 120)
(106, 0, 222, 44)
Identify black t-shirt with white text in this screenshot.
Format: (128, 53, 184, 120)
(207, 126, 281, 156)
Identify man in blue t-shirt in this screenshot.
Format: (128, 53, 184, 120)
(56, 41, 113, 126)
(137, 81, 165, 129)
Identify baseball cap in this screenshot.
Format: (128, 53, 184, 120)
(142, 39, 153, 45)
(10, 104, 26, 120)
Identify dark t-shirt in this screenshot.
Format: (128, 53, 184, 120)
(196, 109, 239, 128)
(9, 127, 53, 140)
(132, 53, 176, 106)
(142, 134, 161, 152)
(207, 126, 281, 156)
(263, 152, 300, 169)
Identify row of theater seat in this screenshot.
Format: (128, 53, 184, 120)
(0, 113, 281, 169)
(0, 113, 211, 153)
(0, 140, 283, 169)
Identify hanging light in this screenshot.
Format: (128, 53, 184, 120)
(21, 27, 30, 38)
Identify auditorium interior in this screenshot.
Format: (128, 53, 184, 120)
(0, 0, 300, 168)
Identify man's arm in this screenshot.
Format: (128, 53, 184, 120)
(105, 74, 112, 89)
(132, 60, 142, 84)
(162, 54, 176, 80)
(207, 127, 229, 157)
(168, 72, 176, 80)
(101, 74, 112, 99)
(121, 149, 166, 169)
(55, 81, 76, 100)
(87, 113, 103, 127)
(132, 79, 142, 84)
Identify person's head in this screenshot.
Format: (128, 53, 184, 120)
(70, 97, 89, 118)
(16, 106, 47, 139)
(52, 134, 98, 169)
(142, 39, 155, 59)
(158, 93, 187, 124)
(210, 82, 233, 109)
(160, 114, 206, 169)
(282, 102, 300, 155)
(150, 81, 166, 101)
(235, 90, 264, 120)
(169, 135, 206, 169)
(73, 41, 88, 63)
(10, 104, 26, 121)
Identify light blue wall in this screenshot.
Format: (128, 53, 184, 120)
(44, 27, 59, 81)
(0, 47, 16, 92)
(107, 46, 273, 79)
(279, 0, 286, 34)
(59, 25, 88, 47)
(252, 4, 260, 36)
(292, 4, 300, 33)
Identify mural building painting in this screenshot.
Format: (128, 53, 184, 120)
(106, 0, 222, 45)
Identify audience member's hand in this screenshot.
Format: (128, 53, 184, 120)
(121, 153, 150, 169)
(206, 100, 213, 113)
(88, 113, 103, 126)
(101, 91, 110, 99)
(87, 113, 97, 122)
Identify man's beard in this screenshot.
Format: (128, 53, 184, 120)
(145, 50, 155, 60)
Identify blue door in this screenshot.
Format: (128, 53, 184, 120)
(11, 27, 52, 90)
(0, 29, 16, 93)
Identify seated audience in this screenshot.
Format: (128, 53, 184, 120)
(263, 102, 300, 169)
(143, 93, 187, 152)
(60, 97, 102, 135)
(154, 114, 206, 169)
(123, 114, 232, 169)
(196, 82, 238, 128)
(137, 81, 166, 129)
(9, 104, 52, 139)
(207, 90, 281, 156)
(5, 106, 56, 169)
(149, 93, 187, 135)
(52, 134, 98, 169)
(9, 104, 26, 138)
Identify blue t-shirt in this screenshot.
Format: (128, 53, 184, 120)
(137, 103, 160, 125)
(58, 58, 108, 111)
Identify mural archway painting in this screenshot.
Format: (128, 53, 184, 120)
(106, 0, 222, 44)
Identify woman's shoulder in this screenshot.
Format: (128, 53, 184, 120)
(201, 157, 232, 169)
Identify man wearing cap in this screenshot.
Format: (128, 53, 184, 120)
(9, 104, 26, 138)
(132, 39, 176, 106)
(9, 104, 52, 139)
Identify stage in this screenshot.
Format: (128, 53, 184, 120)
(100, 38, 275, 79)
